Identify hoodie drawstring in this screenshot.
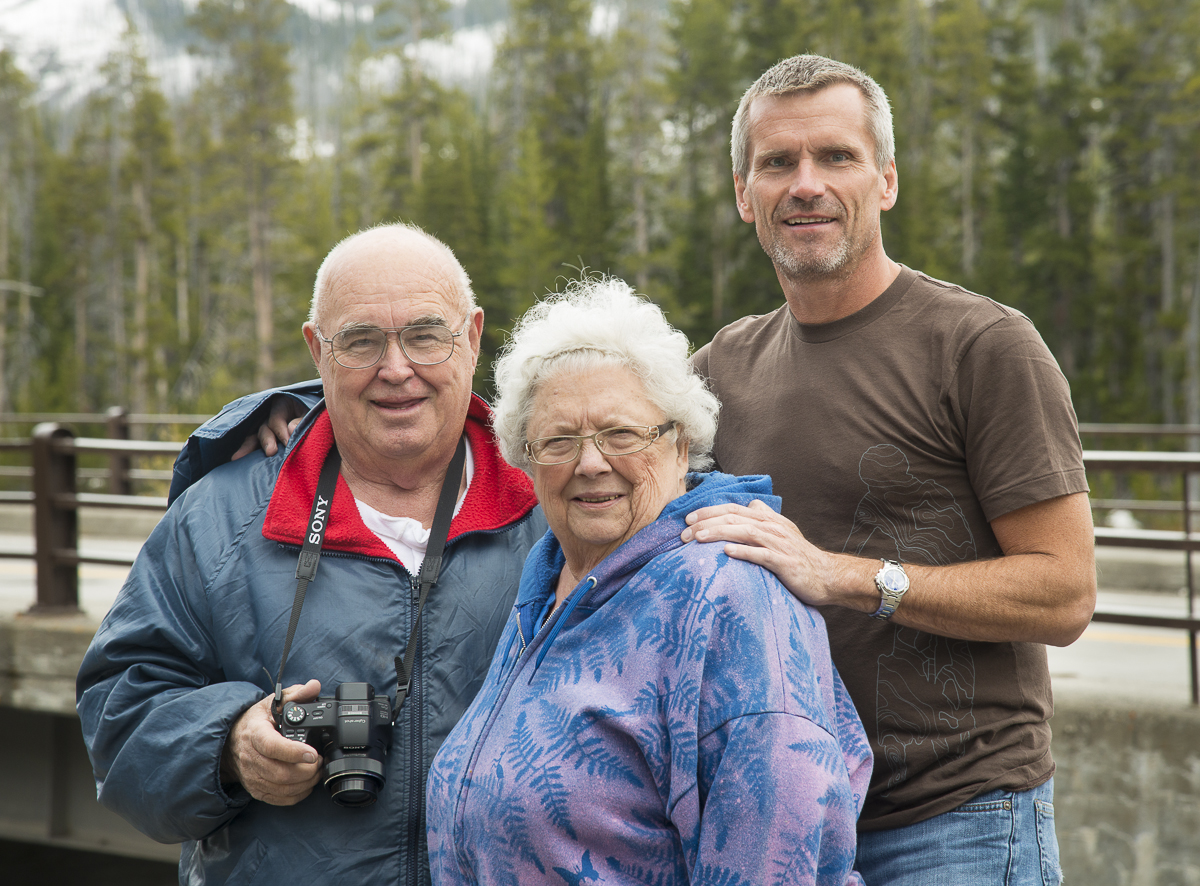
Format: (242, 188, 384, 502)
(532, 576, 597, 674)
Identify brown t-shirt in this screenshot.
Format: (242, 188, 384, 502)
(691, 266, 1088, 830)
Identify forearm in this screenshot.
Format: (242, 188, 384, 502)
(818, 546, 1096, 645)
(80, 675, 261, 842)
(687, 493, 1097, 646)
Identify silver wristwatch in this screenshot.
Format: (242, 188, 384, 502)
(871, 559, 909, 620)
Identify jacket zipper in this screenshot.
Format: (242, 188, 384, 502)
(406, 572, 423, 886)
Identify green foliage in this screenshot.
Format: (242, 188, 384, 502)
(3, 0, 1200, 427)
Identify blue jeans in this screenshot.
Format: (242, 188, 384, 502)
(855, 779, 1062, 886)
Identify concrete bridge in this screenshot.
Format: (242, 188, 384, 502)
(1, 504, 1198, 884)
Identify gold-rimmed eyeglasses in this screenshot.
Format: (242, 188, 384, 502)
(525, 422, 676, 466)
(315, 319, 469, 369)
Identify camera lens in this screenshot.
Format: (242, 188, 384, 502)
(329, 776, 375, 807)
(325, 753, 386, 808)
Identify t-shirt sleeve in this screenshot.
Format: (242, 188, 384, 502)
(954, 314, 1088, 521)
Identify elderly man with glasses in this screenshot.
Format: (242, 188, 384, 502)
(76, 223, 548, 886)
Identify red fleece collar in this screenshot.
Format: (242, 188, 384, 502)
(263, 395, 537, 560)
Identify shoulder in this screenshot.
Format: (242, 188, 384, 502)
(894, 269, 1057, 372)
(650, 542, 837, 729)
(165, 449, 281, 555)
(708, 306, 790, 350)
(649, 540, 827, 656)
(693, 307, 791, 387)
(903, 268, 1041, 338)
(169, 380, 324, 505)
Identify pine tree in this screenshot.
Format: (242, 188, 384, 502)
(191, 0, 297, 391)
(0, 50, 37, 414)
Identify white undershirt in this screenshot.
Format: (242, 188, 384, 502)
(354, 438, 474, 574)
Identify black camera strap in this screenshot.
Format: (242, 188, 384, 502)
(272, 435, 467, 723)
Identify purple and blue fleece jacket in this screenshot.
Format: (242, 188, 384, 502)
(426, 472, 871, 886)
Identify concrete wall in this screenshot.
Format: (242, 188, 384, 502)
(1052, 697, 1200, 886)
(2, 611, 1198, 882)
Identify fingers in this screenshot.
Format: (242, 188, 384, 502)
(258, 424, 281, 457)
(231, 433, 259, 461)
(281, 678, 322, 704)
(229, 397, 305, 460)
(223, 682, 324, 806)
(682, 500, 789, 545)
(260, 398, 304, 456)
(681, 500, 837, 606)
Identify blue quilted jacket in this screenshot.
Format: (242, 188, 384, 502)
(78, 392, 547, 886)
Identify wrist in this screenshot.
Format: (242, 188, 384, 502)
(822, 554, 891, 613)
(871, 559, 910, 620)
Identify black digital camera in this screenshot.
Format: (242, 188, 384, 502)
(276, 682, 393, 807)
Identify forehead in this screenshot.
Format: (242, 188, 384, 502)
(529, 364, 659, 432)
(321, 237, 463, 327)
(746, 83, 873, 156)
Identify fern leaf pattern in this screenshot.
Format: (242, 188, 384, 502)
(427, 473, 871, 886)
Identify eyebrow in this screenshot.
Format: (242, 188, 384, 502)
(337, 314, 449, 332)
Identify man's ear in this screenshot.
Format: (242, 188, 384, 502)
(303, 322, 322, 368)
(734, 174, 755, 223)
(880, 159, 899, 212)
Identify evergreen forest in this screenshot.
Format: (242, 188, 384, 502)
(0, 0, 1198, 425)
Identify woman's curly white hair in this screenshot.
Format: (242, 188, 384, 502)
(492, 276, 719, 474)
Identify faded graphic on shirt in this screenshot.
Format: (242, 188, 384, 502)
(843, 444, 978, 789)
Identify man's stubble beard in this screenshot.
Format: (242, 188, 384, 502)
(759, 200, 878, 286)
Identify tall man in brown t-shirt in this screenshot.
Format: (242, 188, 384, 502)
(681, 54, 1096, 885)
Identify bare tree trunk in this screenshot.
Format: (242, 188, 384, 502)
(409, 2, 425, 189)
(1159, 141, 1177, 422)
(74, 257, 89, 410)
(131, 179, 151, 415)
(1185, 225, 1195, 504)
(1055, 158, 1076, 376)
(0, 140, 8, 416)
(961, 112, 976, 278)
(250, 196, 274, 390)
(14, 130, 35, 407)
(176, 237, 189, 344)
(711, 142, 730, 325)
(1186, 224, 1200, 451)
(632, 151, 648, 293)
(108, 126, 126, 405)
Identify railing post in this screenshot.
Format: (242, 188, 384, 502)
(106, 405, 132, 496)
(32, 422, 80, 614)
(1185, 467, 1198, 705)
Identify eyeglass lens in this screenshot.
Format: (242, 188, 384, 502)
(332, 325, 455, 367)
(531, 425, 664, 464)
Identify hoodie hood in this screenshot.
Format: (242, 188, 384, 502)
(516, 471, 779, 663)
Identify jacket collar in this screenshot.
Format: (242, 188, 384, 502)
(263, 394, 537, 559)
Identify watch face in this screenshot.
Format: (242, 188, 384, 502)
(881, 566, 907, 592)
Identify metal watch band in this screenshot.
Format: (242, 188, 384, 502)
(871, 558, 909, 621)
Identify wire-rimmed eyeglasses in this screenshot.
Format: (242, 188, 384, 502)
(314, 319, 469, 368)
(525, 422, 676, 466)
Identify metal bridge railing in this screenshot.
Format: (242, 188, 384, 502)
(1, 420, 1198, 702)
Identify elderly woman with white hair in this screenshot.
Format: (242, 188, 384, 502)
(425, 278, 871, 886)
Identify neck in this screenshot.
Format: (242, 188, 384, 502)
(779, 251, 902, 325)
(339, 447, 466, 527)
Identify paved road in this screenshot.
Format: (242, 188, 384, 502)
(0, 532, 141, 619)
(3, 531, 1195, 706)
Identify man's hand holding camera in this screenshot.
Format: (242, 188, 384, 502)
(222, 679, 323, 806)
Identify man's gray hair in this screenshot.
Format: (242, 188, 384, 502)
(492, 277, 719, 474)
(308, 222, 476, 325)
(731, 54, 895, 179)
